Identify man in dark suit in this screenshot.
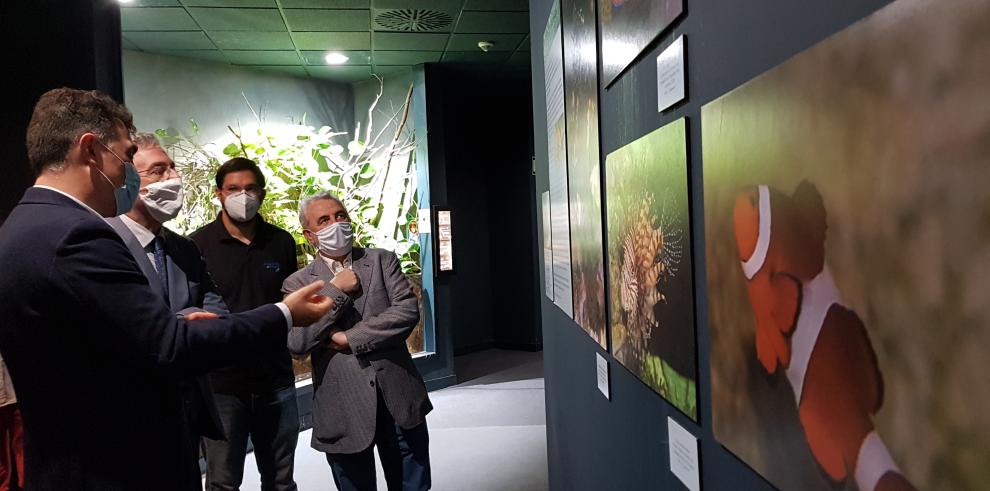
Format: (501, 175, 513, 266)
(105, 132, 229, 484)
(282, 192, 432, 491)
(0, 88, 332, 491)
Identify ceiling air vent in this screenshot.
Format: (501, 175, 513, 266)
(374, 9, 452, 32)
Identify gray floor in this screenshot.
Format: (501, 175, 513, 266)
(234, 349, 548, 491)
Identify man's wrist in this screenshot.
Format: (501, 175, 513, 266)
(326, 283, 353, 305)
(275, 302, 292, 328)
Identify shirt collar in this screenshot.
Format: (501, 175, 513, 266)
(33, 185, 104, 220)
(320, 251, 352, 275)
(119, 214, 158, 248)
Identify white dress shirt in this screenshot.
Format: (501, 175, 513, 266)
(33, 185, 104, 219)
(120, 214, 161, 273)
(321, 251, 352, 275)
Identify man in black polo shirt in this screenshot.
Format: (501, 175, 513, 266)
(192, 158, 299, 491)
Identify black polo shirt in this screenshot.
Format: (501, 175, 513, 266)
(191, 215, 298, 394)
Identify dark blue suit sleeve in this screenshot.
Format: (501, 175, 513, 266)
(52, 222, 285, 378)
(199, 258, 230, 315)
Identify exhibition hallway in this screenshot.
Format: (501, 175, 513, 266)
(236, 349, 548, 491)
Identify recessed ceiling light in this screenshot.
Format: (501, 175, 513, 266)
(118, 0, 135, 3)
(324, 53, 349, 65)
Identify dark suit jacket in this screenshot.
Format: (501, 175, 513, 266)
(0, 188, 289, 491)
(282, 247, 432, 454)
(106, 217, 227, 441)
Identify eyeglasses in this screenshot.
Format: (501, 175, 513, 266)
(222, 185, 262, 196)
(138, 165, 179, 180)
(95, 139, 133, 168)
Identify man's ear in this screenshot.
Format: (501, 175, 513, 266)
(77, 133, 100, 164)
(214, 187, 224, 205)
(303, 229, 317, 246)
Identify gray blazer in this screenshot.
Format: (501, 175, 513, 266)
(107, 217, 227, 440)
(282, 247, 432, 454)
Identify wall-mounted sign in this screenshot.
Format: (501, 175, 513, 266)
(667, 417, 700, 491)
(656, 35, 686, 112)
(417, 207, 432, 235)
(436, 209, 453, 272)
(596, 352, 610, 400)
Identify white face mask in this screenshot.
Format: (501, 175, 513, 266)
(224, 191, 261, 222)
(141, 178, 184, 223)
(312, 221, 353, 257)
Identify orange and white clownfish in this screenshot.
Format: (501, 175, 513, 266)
(733, 182, 915, 491)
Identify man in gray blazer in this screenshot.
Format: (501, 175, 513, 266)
(282, 191, 432, 491)
(106, 133, 227, 489)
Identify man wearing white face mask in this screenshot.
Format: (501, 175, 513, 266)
(283, 192, 432, 491)
(192, 158, 301, 491)
(105, 132, 229, 486)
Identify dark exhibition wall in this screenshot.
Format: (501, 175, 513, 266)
(384, 63, 542, 388)
(422, 64, 541, 356)
(531, 0, 990, 490)
(0, 0, 123, 219)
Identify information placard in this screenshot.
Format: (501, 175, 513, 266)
(667, 417, 700, 491)
(657, 35, 686, 112)
(596, 352, 610, 400)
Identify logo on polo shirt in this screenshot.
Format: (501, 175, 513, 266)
(263, 261, 281, 273)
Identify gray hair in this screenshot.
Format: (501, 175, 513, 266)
(299, 191, 345, 229)
(132, 132, 162, 150)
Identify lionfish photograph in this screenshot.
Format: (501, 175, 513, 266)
(605, 118, 697, 420)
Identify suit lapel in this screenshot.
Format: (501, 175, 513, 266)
(162, 232, 189, 312)
(106, 217, 166, 300)
(351, 248, 373, 317)
(309, 255, 337, 297)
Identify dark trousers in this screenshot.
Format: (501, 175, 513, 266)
(0, 405, 23, 491)
(203, 386, 299, 491)
(326, 391, 431, 491)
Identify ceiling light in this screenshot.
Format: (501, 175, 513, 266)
(477, 41, 494, 52)
(118, 0, 135, 3)
(324, 53, 349, 65)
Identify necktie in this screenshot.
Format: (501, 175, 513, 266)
(153, 236, 170, 302)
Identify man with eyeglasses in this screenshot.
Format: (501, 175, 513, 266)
(104, 132, 229, 487)
(0, 89, 332, 490)
(191, 158, 301, 491)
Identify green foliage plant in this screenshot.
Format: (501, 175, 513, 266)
(156, 81, 421, 275)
